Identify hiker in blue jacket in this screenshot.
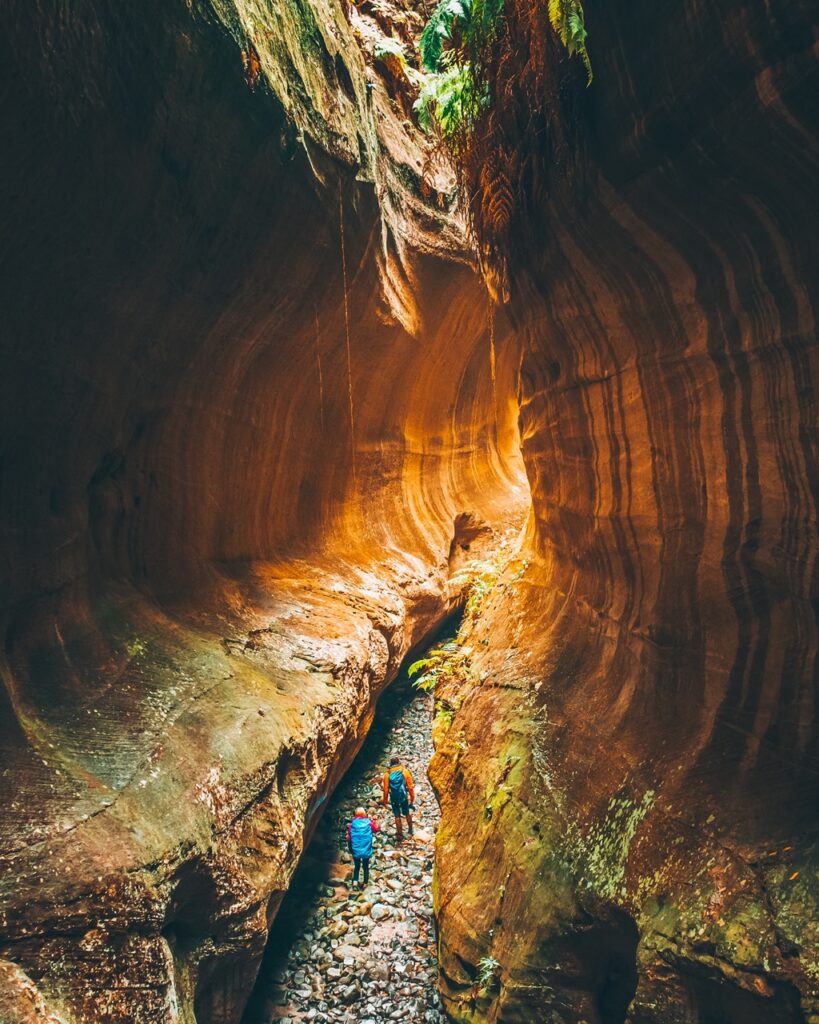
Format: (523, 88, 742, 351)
(346, 807, 381, 887)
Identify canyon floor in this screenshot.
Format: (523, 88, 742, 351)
(243, 657, 447, 1024)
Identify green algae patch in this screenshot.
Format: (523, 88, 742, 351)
(565, 787, 656, 902)
(710, 897, 774, 968)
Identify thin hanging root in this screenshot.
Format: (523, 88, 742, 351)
(339, 191, 357, 482)
(314, 306, 325, 433)
(488, 298, 498, 437)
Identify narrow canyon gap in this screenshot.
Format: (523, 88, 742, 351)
(243, 651, 446, 1023)
(0, 2, 817, 1024)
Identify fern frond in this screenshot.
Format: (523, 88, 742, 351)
(409, 657, 434, 675)
(579, 43, 593, 84)
(548, 0, 593, 85)
(472, 0, 504, 36)
(414, 63, 487, 142)
(419, 0, 472, 71)
(413, 672, 437, 691)
(374, 36, 408, 66)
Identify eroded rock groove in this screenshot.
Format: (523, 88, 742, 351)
(0, 0, 817, 1022)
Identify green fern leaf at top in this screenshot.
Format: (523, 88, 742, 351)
(416, 0, 506, 139)
(566, 11, 584, 47)
(419, 0, 471, 71)
(547, 0, 561, 31)
(568, 5, 592, 83)
(547, 0, 592, 84)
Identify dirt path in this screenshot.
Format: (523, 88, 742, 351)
(244, 667, 446, 1024)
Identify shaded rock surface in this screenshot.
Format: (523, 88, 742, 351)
(430, 0, 819, 1022)
(0, 0, 817, 1021)
(0, 1, 527, 1021)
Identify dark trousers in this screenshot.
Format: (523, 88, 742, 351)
(353, 856, 370, 883)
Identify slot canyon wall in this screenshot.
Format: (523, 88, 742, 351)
(431, 1, 819, 1022)
(0, 2, 816, 1024)
(0, 1, 526, 1020)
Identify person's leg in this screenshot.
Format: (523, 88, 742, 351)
(362, 857, 369, 885)
(392, 801, 403, 839)
(353, 856, 361, 883)
(399, 797, 412, 837)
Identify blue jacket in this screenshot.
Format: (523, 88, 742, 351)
(347, 816, 379, 857)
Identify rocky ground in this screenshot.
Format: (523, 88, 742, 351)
(244, 667, 446, 1024)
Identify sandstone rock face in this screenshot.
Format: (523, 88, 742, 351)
(432, 1, 819, 1022)
(0, 2, 526, 1021)
(1, 0, 816, 1021)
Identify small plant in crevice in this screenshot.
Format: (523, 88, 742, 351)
(450, 549, 506, 622)
(411, 548, 507, 695)
(436, 704, 455, 724)
(434, 691, 467, 733)
(477, 954, 501, 990)
(465, 570, 494, 618)
(434, 704, 455, 731)
(410, 637, 474, 693)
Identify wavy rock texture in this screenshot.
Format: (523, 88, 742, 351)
(432, 1, 819, 1022)
(0, 2, 526, 1021)
(1, 0, 817, 1022)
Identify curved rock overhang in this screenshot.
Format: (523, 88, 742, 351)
(0, 2, 527, 1020)
(1, 0, 817, 1022)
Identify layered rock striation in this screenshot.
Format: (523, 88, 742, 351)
(0, 2, 526, 1020)
(2, 0, 817, 1021)
(432, 1, 819, 1021)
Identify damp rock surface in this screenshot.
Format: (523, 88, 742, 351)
(245, 676, 445, 1024)
(0, 1, 527, 1019)
(0, 0, 817, 1021)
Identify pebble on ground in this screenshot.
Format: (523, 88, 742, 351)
(245, 675, 446, 1024)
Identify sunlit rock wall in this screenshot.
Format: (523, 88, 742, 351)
(3, 0, 816, 1020)
(432, 1, 819, 1022)
(0, 2, 526, 1021)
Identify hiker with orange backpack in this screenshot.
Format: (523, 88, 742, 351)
(382, 756, 414, 840)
